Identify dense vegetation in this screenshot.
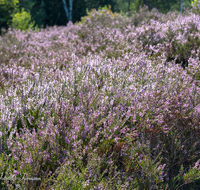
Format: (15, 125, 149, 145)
(0, 0, 193, 33)
(0, 5, 200, 189)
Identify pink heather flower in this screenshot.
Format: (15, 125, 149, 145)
(120, 128, 126, 134)
(93, 149, 97, 152)
(194, 104, 200, 113)
(162, 164, 166, 170)
(194, 160, 200, 169)
(13, 170, 19, 175)
(13, 155, 18, 160)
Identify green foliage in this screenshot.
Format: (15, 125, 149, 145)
(9, 8, 35, 31)
(18, 0, 35, 12)
(0, 0, 18, 9)
(170, 0, 192, 12)
(112, 0, 138, 16)
(113, 0, 191, 15)
(191, 0, 200, 7)
(0, 0, 19, 31)
(18, 0, 46, 28)
(43, 0, 67, 26)
(191, 0, 200, 14)
(31, 0, 46, 27)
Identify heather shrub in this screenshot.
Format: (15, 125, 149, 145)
(77, 5, 122, 26)
(1, 5, 200, 190)
(127, 6, 162, 27)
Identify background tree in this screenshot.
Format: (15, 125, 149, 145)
(42, 0, 66, 26)
(112, 0, 136, 16)
(18, 0, 35, 12)
(72, 0, 87, 23)
(62, 0, 73, 21)
(18, 0, 46, 28)
(9, 8, 35, 31)
(84, 0, 117, 13)
(0, 0, 19, 32)
(0, 0, 195, 34)
(170, 0, 192, 12)
(31, 0, 46, 27)
(113, 0, 192, 14)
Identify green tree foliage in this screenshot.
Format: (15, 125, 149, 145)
(190, 0, 200, 14)
(73, 0, 87, 23)
(42, 0, 67, 26)
(0, 0, 194, 33)
(18, 0, 35, 12)
(18, 0, 46, 27)
(113, 0, 192, 15)
(9, 8, 35, 31)
(85, 0, 116, 12)
(112, 0, 136, 17)
(170, 0, 192, 12)
(191, 0, 200, 7)
(0, 0, 19, 31)
(31, 0, 46, 27)
(130, 0, 178, 13)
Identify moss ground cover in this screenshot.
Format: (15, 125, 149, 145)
(0, 5, 200, 189)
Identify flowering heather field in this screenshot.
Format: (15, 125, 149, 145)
(1, 6, 200, 189)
